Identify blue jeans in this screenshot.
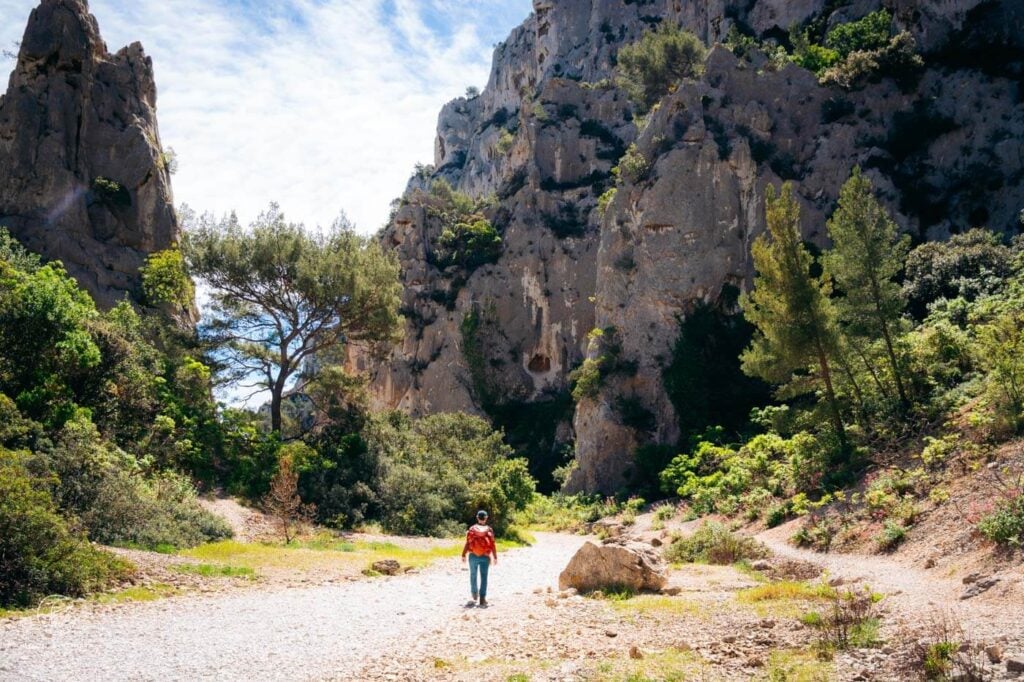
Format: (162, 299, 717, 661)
(468, 554, 490, 598)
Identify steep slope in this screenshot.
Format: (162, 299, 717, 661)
(0, 0, 179, 309)
(362, 0, 1024, 492)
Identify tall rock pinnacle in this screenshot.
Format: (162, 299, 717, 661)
(0, 0, 179, 309)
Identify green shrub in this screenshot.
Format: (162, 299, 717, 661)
(0, 448, 134, 607)
(664, 522, 769, 564)
(876, 520, 907, 552)
(617, 143, 650, 183)
(91, 177, 131, 207)
(570, 357, 605, 401)
(495, 129, 515, 155)
(615, 24, 707, 113)
(367, 412, 536, 536)
(42, 413, 232, 550)
(596, 188, 617, 217)
(977, 494, 1024, 547)
(825, 10, 892, 58)
(436, 219, 502, 270)
(141, 249, 194, 306)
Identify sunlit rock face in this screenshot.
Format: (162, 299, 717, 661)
(0, 0, 179, 309)
(363, 0, 1024, 493)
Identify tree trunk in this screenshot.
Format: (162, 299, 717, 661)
(879, 316, 910, 410)
(270, 390, 283, 434)
(816, 342, 848, 457)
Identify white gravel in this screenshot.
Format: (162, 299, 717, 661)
(0, 533, 587, 682)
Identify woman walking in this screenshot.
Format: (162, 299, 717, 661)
(461, 510, 498, 607)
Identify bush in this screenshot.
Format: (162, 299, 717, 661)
(141, 249, 194, 306)
(596, 188, 617, 217)
(570, 357, 605, 401)
(0, 448, 134, 607)
(825, 10, 892, 58)
(435, 219, 502, 271)
(616, 25, 707, 113)
(91, 177, 131, 207)
(367, 412, 536, 536)
(616, 144, 650, 184)
(664, 522, 769, 564)
(977, 495, 1024, 547)
(42, 413, 232, 550)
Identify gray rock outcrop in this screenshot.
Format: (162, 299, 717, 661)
(360, 0, 1024, 492)
(558, 539, 668, 593)
(0, 0, 180, 309)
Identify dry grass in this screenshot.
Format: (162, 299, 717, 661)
(736, 580, 836, 618)
(609, 594, 703, 618)
(765, 649, 833, 681)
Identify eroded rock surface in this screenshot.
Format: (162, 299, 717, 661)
(0, 0, 179, 309)
(558, 539, 668, 593)
(362, 0, 1024, 492)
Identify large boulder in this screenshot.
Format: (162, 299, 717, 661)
(558, 539, 667, 593)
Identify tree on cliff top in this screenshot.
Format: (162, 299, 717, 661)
(616, 24, 707, 114)
(184, 205, 402, 433)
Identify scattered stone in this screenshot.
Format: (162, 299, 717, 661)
(650, 538, 662, 547)
(962, 573, 983, 585)
(750, 560, 772, 571)
(759, 619, 775, 629)
(559, 540, 667, 593)
(629, 645, 643, 659)
(984, 644, 1003, 663)
(605, 630, 618, 638)
(746, 656, 765, 668)
(1006, 655, 1024, 673)
(371, 560, 401, 576)
(960, 577, 1000, 600)
(924, 558, 936, 569)
(661, 587, 682, 596)
(722, 635, 737, 644)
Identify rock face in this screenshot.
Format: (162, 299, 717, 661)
(0, 0, 180, 309)
(558, 539, 667, 593)
(362, 0, 1024, 492)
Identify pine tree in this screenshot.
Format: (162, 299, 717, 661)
(263, 457, 315, 544)
(741, 183, 848, 451)
(823, 167, 911, 410)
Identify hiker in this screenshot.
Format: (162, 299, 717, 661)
(461, 510, 498, 607)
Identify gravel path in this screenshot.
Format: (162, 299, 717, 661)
(755, 524, 1024, 650)
(0, 533, 587, 682)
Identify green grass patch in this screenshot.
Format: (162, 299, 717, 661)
(765, 649, 833, 681)
(92, 584, 178, 605)
(172, 563, 256, 579)
(737, 580, 837, 618)
(181, 538, 463, 573)
(587, 647, 703, 681)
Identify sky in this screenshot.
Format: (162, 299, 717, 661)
(0, 0, 533, 234)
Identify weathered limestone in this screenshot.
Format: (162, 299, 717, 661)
(0, 0, 180, 309)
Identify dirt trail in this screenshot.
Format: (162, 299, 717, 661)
(0, 534, 587, 682)
(754, 522, 1024, 646)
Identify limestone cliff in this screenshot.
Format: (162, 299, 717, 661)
(362, 0, 1024, 492)
(0, 0, 180, 309)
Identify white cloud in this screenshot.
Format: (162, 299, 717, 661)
(0, 0, 532, 233)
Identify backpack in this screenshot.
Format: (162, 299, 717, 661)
(466, 524, 492, 556)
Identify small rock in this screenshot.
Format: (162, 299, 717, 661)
(750, 560, 772, 571)
(924, 558, 936, 569)
(759, 619, 776, 629)
(650, 537, 663, 547)
(1006, 655, 1024, 673)
(962, 573, 983, 585)
(371, 560, 401, 576)
(960, 577, 1000, 600)
(723, 635, 737, 644)
(605, 630, 618, 638)
(629, 645, 643, 659)
(828, 576, 847, 587)
(661, 586, 682, 596)
(984, 644, 1003, 663)
(746, 656, 765, 668)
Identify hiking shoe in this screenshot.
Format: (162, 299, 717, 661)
(478, 597, 488, 607)
(464, 600, 477, 608)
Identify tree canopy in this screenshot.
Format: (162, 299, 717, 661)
(183, 205, 402, 433)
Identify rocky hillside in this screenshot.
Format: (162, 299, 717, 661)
(360, 0, 1024, 494)
(0, 0, 179, 309)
